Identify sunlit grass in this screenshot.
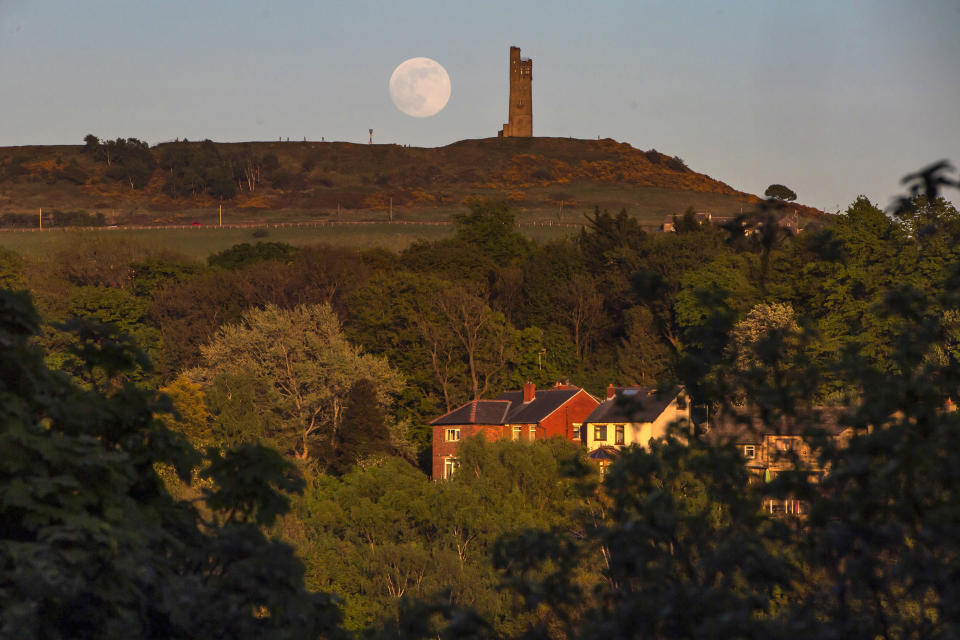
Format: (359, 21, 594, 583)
(0, 222, 578, 260)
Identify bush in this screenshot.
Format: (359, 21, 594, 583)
(0, 213, 38, 228)
(51, 210, 106, 227)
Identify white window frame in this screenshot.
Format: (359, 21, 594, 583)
(744, 444, 756, 459)
(512, 426, 522, 441)
(594, 424, 607, 442)
(528, 425, 536, 440)
(615, 424, 625, 445)
(443, 456, 460, 479)
(445, 428, 461, 442)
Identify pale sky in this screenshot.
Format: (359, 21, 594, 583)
(1, 0, 957, 211)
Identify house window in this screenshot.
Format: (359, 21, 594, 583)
(743, 444, 756, 459)
(777, 438, 797, 452)
(443, 457, 459, 479)
(512, 426, 522, 441)
(594, 425, 607, 442)
(615, 424, 625, 445)
(445, 428, 461, 442)
(572, 424, 581, 440)
(528, 426, 536, 441)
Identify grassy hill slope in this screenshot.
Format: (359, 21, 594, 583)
(0, 137, 822, 227)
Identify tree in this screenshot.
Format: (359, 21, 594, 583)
(0, 289, 342, 638)
(332, 378, 393, 473)
(53, 235, 148, 289)
(90, 137, 156, 189)
(82, 133, 99, 152)
(617, 305, 674, 385)
(207, 241, 298, 270)
(672, 207, 702, 233)
(559, 274, 605, 361)
(764, 183, 797, 201)
(728, 302, 800, 371)
(453, 199, 531, 263)
(434, 286, 515, 402)
(190, 303, 404, 462)
(149, 249, 369, 377)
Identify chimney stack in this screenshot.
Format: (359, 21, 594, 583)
(523, 382, 536, 403)
(607, 383, 616, 399)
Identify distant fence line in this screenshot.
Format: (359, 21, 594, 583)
(0, 219, 586, 233)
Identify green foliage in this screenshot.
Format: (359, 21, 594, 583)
(453, 199, 531, 263)
(0, 289, 341, 638)
(158, 139, 238, 199)
(149, 244, 369, 375)
(332, 378, 393, 473)
(0, 247, 25, 290)
(289, 438, 593, 636)
(87, 136, 156, 189)
(189, 303, 404, 464)
(578, 206, 647, 275)
(129, 257, 202, 297)
(764, 183, 797, 201)
(53, 235, 148, 288)
(207, 241, 298, 269)
(672, 207, 703, 233)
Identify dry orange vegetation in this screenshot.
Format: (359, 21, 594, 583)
(0, 137, 821, 224)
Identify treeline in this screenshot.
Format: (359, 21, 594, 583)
(1, 210, 106, 228)
(2, 162, 960, 636)
(80, 134, 312, 198)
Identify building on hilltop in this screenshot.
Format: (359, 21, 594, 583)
(498, 46, 533, 138)
(430, 381, 598, 480)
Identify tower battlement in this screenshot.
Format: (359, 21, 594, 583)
(498, 46, 532, 138)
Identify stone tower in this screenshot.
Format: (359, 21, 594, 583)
(498, 46, 532, 137)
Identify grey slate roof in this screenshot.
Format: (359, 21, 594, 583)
(430, 387, 589, 426)
(430, 400, 512, 426)
(583, 387, 674, 424)
(497, 388, 581, 423)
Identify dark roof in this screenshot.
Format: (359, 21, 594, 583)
(587, 446, 621, 462)
(704, 407, 850, 443)
(430, 386, 593, 426)
(431, 400, 512, 426)
(496, 388, 583, 423)
(583, 387, 675, 424)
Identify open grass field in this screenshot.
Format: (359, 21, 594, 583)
(0, 222, 579, 261)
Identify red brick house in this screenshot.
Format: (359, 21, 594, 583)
(430, 382, 599, 480)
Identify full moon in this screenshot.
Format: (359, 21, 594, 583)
(389, 57, 451, 118)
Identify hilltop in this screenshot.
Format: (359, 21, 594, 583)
(0, 136, 822, 227)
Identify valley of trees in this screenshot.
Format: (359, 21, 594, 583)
(1, 162, 959, 638)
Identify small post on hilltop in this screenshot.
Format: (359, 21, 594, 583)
(39, 207, 42, 230)
(337, 202, 341, 219)
(389, 197, 393, 221)
(559, 199, 564, 223)
(219, 203, 222, 228)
